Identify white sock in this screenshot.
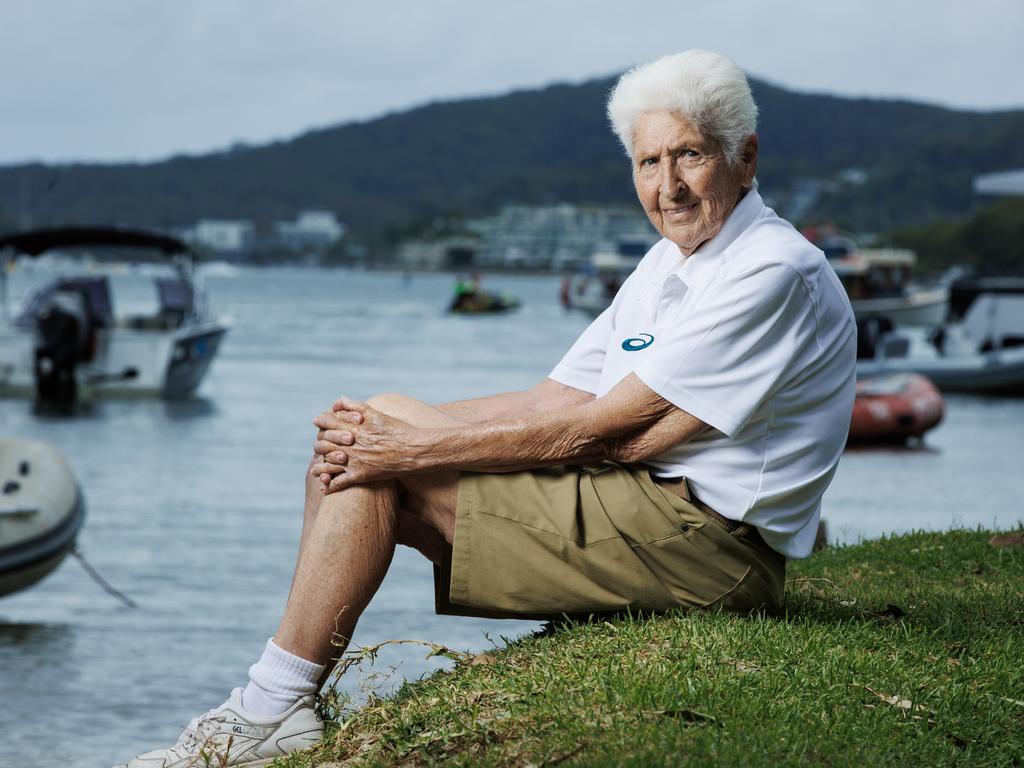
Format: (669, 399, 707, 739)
(241, 638, 325, 716)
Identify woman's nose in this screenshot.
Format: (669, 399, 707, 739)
(660, 159, 685, 197)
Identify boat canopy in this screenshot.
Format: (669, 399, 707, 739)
(0, 227, 196, 261)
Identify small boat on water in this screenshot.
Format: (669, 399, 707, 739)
(948, 276, 1024, 351)
(0, 227, 229, 406)
(448, 274, 521, 314)
(848, 373, 944, 444)
(561, 240, 651, 318)
(857, 289, 1024, 394)
(858, 334, 1024, 394)
(829, 248, 948, 327)
(448, 290, 521, 314)
(0, 439, 85, 597)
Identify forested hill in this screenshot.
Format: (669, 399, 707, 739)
(1, 75, 1021, 242)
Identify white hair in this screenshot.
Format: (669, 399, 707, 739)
(607, 49, 758, 166)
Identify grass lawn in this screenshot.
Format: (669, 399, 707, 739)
(276, 528, 1024, 767)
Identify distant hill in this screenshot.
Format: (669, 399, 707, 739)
(1, 75, 1022, 251)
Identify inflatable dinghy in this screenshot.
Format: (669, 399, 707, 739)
(0, 439, 85, 597)
(848, 373, 944, 444)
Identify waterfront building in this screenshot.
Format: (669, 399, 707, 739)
(189, 219, 255, 255)
(471, 203, 657, 270)
(274, 211, 346, 252)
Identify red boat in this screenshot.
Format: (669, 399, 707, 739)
(848, 373, 944, 444)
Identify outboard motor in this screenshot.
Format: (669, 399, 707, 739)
(33, 291, 92, 409)
(855, 315, 895, 360)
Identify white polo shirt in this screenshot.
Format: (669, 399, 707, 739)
(550, 190, 856, 558)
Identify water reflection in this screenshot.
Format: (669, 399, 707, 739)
(0, 620, 70, 649)
(162, 397, 218, 420)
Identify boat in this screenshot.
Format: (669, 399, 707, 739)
(0, 439, 85, 597)
(857, 323, 1024, 394)
(829, 248, 948, 326)
(948, 276, 1024, 351)
(561, 240, 650, 317)
(0, 227, 229, 405)
(448, 274, 520, 314)
(448, 290, 521, 314)
(848, 373, 944, 444)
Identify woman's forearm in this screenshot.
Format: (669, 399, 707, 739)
(314, 374, 698, 492)
(437, 378, 595, 424)
(436, 390, 534, 423)
(419, 411, 606, 472)
(414, 375, 704, 473)
(416, 386, 659, 473)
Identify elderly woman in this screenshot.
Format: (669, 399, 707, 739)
(120, 50, 855, 768)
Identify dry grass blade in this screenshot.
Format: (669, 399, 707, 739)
(988, 532, 1024, 548)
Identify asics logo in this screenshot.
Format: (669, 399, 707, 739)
(621, 333, 654, 351)
(231, 724, 275, 737)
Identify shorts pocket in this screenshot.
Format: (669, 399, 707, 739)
(586, 468, 704, 547)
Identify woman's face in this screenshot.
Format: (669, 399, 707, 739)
(631, 110, 757, 255)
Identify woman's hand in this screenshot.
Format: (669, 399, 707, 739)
(311, 396, 430, 493)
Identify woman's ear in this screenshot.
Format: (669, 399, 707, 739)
(741, 134, 759, 187)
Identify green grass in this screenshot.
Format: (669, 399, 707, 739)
(276, 529, 1024, 767)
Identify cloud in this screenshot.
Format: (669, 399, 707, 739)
(1, 0, 1021, 164)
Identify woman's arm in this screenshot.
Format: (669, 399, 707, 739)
(312, 373, 706, 491)
(436, 378, 595, 423)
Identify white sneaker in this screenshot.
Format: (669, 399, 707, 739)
(116, 688, 323, 767)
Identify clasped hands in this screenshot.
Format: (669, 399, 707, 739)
(310, 395, 420, 493)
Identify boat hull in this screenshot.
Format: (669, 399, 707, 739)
(857, 349, 1024, 394)
(850, 288, 948, 326)
(848, 373, 944, 443)
(0, 322, 228, 399)
(0, 439, 85, 597)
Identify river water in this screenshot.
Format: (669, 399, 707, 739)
(1, 266, 1022, 768)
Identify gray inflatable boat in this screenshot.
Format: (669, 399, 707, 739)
(0, 439, 85, 597)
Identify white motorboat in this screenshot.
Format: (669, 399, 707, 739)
(857, 324, 1024, 394)
(829, 248, 948, 326)
(0, 439, 85, 597)
(0, 227, 229, 405)
(948, 276, 1024, 350)
(561, 241, 649, 317)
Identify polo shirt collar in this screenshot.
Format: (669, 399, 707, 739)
(670, 188, 765, 291)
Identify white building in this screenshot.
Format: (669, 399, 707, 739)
(274, 211, 346, 251)
(471, 204, 657, 270)
(191, 219, 255, 253)
(974, 169, 1024, 196)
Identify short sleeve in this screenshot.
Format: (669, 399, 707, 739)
(635, 262, 816, 438)
(549, 305, 615, 394)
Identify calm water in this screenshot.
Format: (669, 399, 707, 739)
(1, 267, 1022, 768)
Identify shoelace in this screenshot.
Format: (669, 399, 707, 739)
(176, 713, 227, 751)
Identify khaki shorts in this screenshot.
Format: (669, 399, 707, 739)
(433, 463, 785, 620)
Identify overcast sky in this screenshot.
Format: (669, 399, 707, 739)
(3, 0, 1022, 165)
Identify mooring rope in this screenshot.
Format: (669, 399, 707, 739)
(70, 546, 137, 608)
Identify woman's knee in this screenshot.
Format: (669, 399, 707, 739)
(365, 392, 426, 421)
(365, 392, 457, 428)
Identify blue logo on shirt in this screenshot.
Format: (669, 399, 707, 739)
(621, 333, 654, 351)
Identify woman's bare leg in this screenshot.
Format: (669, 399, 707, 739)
(274, 480, 400, 667)
(276, 393, 463, 667)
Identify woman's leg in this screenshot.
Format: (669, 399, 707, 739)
(277, 393, 463, 666)
(274, 480, 400, 667)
